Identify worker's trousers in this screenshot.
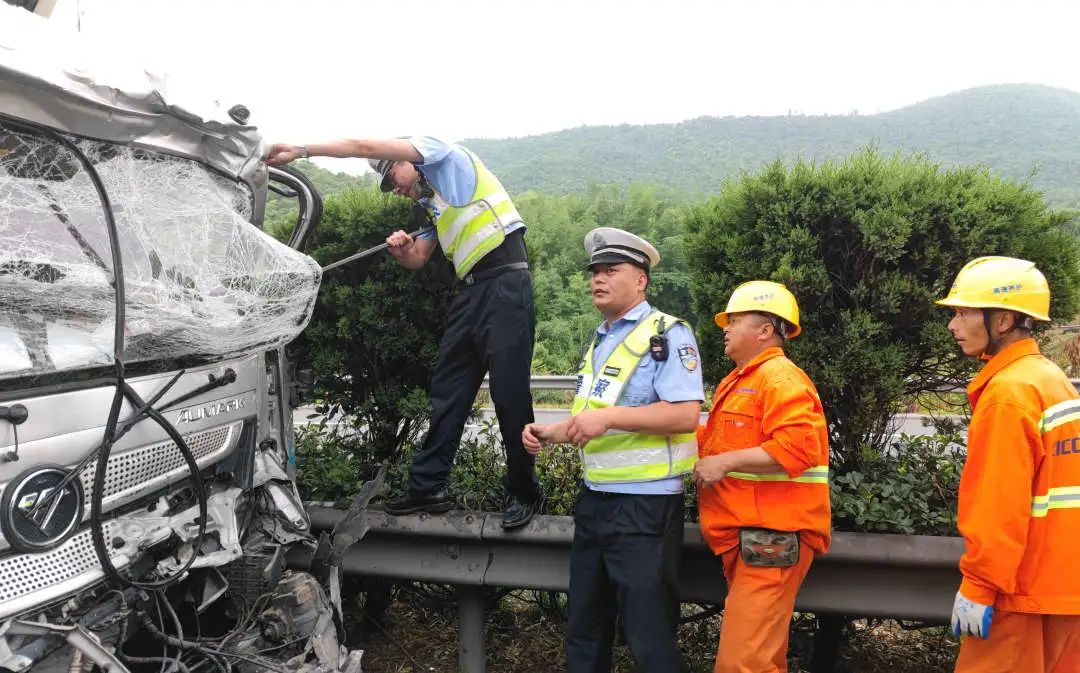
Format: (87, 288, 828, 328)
(408, 265, 540, 502)
(955, 611, 1080, 673)
(566, 487, 687, 673)
(714, 540, 815, 673)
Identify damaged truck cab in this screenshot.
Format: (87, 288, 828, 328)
(0, 6, 358, 673)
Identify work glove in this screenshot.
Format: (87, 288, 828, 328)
(950, 591, 994, 639)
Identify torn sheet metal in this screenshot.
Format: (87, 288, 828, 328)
(0, 4, 265, 188)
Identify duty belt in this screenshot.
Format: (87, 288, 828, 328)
(462, 261, 529, 286)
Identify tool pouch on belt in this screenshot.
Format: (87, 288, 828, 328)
(739, 528, 800, 567)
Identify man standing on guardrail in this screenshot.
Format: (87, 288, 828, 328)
(267, 137, 541, 529)
(936, 256, 1080, 673)
(693, 281, 830, 673)
(522, 227, 704, 673)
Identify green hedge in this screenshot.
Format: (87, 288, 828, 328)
(296, 420, 963, 537)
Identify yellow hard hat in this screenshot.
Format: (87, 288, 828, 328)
(714, 280, 802, 338)
(935, 256, 1050, 321)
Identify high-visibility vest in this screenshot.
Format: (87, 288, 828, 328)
(428, 148, 521, 278)
(571, 310, 698, 484)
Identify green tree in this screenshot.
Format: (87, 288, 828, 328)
(465, 84, 1080, 207)
(516, 184, 695, 372)
(687, 149, 1080, 472)
(297, 188, 456, 465)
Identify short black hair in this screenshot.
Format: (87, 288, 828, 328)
(750, 311, 792, 340)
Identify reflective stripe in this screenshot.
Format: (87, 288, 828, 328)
(584, 458, 696, 484)
(450, 220, 504, 273)
(584, 428, 666, 454)
(585, 443, 683, 471)
(1031, 486, 1080, 517)
(670, 436, 698, 465)
(441, 192, 512, 249)
(1040, 399, 1080, 434)
(727, 465, 830, 484)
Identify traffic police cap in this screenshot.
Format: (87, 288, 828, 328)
(584, 227, 661, 271)
(367, 158, 395, 193)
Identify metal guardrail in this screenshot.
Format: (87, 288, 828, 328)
(294, 506, 963, 673)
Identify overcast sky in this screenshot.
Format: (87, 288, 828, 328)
(43, 0, 1080, 172)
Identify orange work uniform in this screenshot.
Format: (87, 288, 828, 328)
(953, 338, 1080, 673)
(697, 347, 830, 673)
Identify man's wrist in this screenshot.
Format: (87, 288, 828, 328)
(710, 453, 731, 474)
(601, 407, 620, 431)
(298, 144, 310, 159)
(958, 577, 997, 606)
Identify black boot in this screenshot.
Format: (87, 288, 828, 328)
(384, 489, 453, 516)
(501, 494, 540, 530)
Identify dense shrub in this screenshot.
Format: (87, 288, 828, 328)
(830, 432, 965, 536)
(295, 417, 586, 514)
(297, 417, 966, 538)
(687, 149, 1080, 473)
(295, 188, 457, 463)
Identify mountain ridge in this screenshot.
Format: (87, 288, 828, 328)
(458, 84, 1080, 205)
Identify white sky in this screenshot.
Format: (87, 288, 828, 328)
(42, 0, 1080, 173)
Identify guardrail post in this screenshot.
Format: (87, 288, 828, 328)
(457, 585, 486, 673)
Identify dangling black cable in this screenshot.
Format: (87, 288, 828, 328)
(8, 118, 208, 590)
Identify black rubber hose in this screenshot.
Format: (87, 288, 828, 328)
(87, 386, 208, 590)
(10, 119, 209, 590)
(137, 613, 286, 673)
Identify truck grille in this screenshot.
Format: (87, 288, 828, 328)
(0, 522, 124, 617)
(0, 421, 243, 616)
(85, 423, 238, 511)
(0, 522, 117, 603)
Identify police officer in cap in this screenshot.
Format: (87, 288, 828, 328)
(267, 136, 540, 528)
(524, 227, 704, 672)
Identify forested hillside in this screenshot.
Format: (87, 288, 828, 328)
(267, 85, 1080, 213)
(463, 84, 1080, 206)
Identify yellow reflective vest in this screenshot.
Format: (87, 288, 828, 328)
(571, 310, 698, 484)
(427, 148, 522, 278)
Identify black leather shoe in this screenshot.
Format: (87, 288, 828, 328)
(501, 495, 540, 530)
(384, 489, 453, 516)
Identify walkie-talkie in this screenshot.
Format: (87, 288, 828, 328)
(650, 316, 669, 362)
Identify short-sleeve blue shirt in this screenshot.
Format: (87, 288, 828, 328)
(585, 300, 705, 495)
(407, 136, 525, 242)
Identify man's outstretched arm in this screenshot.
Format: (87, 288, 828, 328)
(267, 138, 422, 165)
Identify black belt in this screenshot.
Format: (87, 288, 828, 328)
(462, 261, 529, 286)
(580, 485, 681, 500)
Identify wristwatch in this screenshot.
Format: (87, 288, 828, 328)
(298, 145, 310, 159)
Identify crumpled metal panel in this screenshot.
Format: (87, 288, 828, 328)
(0, 4, 265, 188)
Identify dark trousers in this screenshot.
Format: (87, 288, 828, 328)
(566, 487, 686, 673)
(408, 267, 540, 501)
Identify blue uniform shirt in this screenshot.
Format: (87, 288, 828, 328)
(407, 136, 525, 242)
(585, 300, 705, 495)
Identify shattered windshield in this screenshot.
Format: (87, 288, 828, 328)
(0, 121, 321, 379)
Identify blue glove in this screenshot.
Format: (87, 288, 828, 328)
(950, 591, 994, 639)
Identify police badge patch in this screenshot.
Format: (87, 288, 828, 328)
(677, 345, 698, 371)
